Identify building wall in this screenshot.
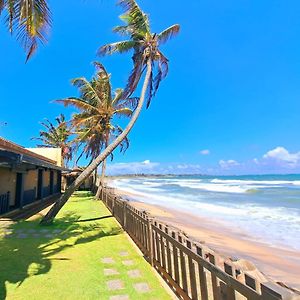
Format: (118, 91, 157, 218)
(0, 168, 16, 206)
(24, 170, 38, 196)
(26, 148, 62, 167)
(44, 170, 50, 188)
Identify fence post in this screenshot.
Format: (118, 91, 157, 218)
(147, 217, 154, 266)
(112, 196, 115, 216)
(123, 201, 127, 229)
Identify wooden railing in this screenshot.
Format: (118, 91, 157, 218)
(100, 186, 298, 300)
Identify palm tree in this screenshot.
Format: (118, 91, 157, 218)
(32, 114, 73, 167)
(57, 62, 135, 196)
(75, 123, 129, 195)
(40, 0, 179, 225)
(0, 0, 51, 60)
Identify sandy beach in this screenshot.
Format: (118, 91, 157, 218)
(114, 188, 300, 291)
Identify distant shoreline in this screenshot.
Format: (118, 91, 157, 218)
(107, 173, 300, 178)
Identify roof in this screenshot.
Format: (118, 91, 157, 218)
(0, 149, 65, 171)
(0, 137, 57, 165)
(0, 137, 65, 171)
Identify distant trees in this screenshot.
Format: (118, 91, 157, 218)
(40, 0, 179, 225)
(32, 114, 72, 167)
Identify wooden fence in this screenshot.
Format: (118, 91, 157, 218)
(100, 186, 298, 300)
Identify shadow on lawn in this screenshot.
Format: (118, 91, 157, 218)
(0, 211, 122, 300)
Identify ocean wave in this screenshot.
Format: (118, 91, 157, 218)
(211, 179, 300, 186)
(113, 178, 257, 194)
(109, 177, 300, 250)
(177, 182, 251, 193)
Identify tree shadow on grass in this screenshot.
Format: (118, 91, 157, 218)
(0, 211, 122, 300)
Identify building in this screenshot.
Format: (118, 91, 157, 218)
(62, 167, 94, 191)
(0, 137, 64, 216)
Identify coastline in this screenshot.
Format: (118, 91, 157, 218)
(113, 187, 300, 291)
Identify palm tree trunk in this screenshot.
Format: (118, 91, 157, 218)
(40, 60, 153, 225)
(93, 167, 98, 192)
(96, 135, 109, 199)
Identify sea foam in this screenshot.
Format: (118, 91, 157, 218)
(109, 176, 300, 251)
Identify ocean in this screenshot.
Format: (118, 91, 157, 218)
(109, 174, 300, 251)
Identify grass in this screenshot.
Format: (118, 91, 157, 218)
(0, 192, 172, 300)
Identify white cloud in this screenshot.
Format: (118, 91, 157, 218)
(107, 160, 159, 175)
(200, 149, 210, 155)
(142, 160, 151, 164)
(262, 146, 300, 168)
(107, 161, 203, 175)
(219, 159, 240, 169)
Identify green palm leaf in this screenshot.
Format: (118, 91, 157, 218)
(98, 40, 137, 56)
(2, 0, 51, 60)
(158, 24, 180, 45)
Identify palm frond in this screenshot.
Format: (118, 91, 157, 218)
(118, 0, 150, 37)
(98, 40, 137, 56)
(3, 0, 52, 60)
(122, 52, 145, 98)
(93, 61, 112, 104)
(145, 66, 154, 109)
(114, 108, 133, 117)
(152, 52, 169, 97)
(71, 77, 102, 106)
(114, 96, 139, 111)
(112, 25, 132, 36)
(158, 24, 180, 45)
(56, 98, 99, 114)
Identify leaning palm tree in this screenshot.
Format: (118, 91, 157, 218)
(0, 0, 51, 60)
(75, 123, 130, 197)
(32, 114, 73, 167)
(40, 0, 180, 225)
(56, 62, 135, 192)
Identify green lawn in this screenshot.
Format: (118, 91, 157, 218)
(0, 192, 171, 300)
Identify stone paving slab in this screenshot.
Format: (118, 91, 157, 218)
(104, 269, 119, 276)
(32, 233, 41, 238)
(109, 295, 129, 300)
(122, 260, 134, 266)
(107, 279, 124, 291)
(119, 251, 129, 257)
(45, 234, 55, 238)
(102, 257, 116, 264)
(133, 283, 151, 293)
(127, 269, 141, 278)
(4, 234, 14, 238)
(133, 282, 150, 293)
(17, 233, 28, 239)
(0, 228, 64, 239)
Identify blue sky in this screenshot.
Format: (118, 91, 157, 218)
(1, 0, 300, 175)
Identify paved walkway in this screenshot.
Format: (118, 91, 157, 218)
(102, 251, 151, 299)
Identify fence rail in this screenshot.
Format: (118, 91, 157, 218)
(0, 192, 10, 214)
(100, 186, 298, 300)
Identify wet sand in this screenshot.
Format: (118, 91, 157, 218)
(114, 188, 300, 291)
